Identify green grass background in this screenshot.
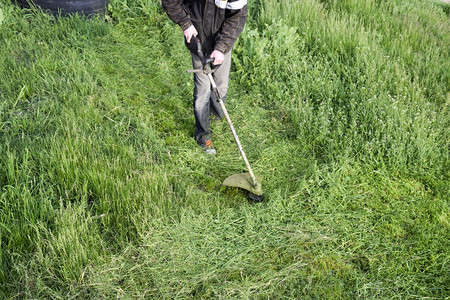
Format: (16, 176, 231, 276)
(0, 0, 449, 298)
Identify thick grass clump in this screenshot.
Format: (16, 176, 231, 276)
(0, 0, 449, 298)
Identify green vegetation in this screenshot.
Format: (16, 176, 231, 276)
(0, 0, 448, 298)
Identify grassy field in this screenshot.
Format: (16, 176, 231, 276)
(0, 0, 449, 298)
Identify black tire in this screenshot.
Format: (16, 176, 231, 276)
(15, 0, 109, 16)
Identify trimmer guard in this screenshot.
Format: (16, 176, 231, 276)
(223, 173, 263, 196)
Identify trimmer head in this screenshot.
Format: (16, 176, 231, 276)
(223, 173, 264, 201)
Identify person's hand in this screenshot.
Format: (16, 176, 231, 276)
(210, 50, 225, 65)
(183, 25, 198, 43)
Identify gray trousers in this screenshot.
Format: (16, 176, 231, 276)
(191, 50, 232, 144)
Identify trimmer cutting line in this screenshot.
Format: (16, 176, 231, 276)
(187, 36, 264, 201)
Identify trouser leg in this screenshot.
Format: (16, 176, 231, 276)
(191, 50, 232, 144)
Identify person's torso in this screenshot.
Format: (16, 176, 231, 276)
(184, 0, 227, 54)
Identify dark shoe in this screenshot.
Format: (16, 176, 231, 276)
(200, 140, 217, 155)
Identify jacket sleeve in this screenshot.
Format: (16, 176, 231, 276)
(161, 0, 193, 31)
(214, 1, 248, 54)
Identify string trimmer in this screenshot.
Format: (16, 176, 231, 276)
(186, 36, 264, 201)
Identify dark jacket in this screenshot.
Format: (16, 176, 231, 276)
(162, 0, 248, 55)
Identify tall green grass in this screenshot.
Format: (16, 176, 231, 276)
(235, 0, 449, 175)
(0, 0, 449, 298)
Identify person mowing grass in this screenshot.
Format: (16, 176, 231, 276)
(161, 0, 248, 154)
